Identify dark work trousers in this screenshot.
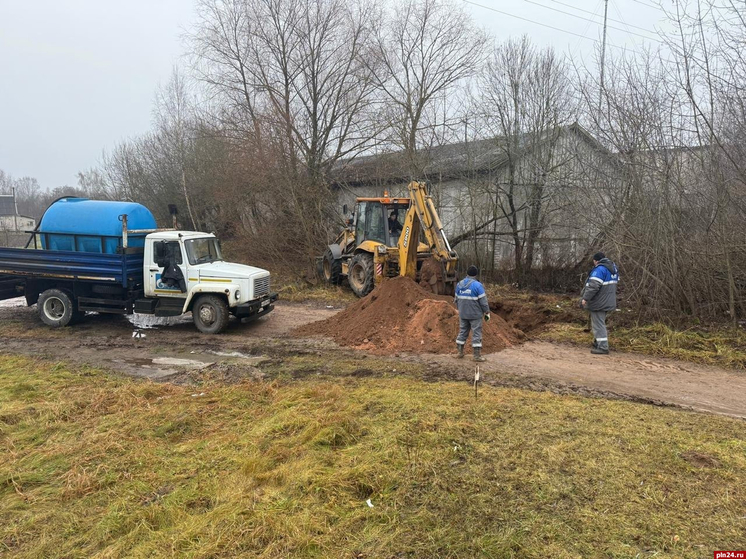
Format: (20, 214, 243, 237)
(456, 318, 483, 348)
(590, 311, 609, 350)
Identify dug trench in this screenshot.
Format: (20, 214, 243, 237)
(1, 282, 746, 418)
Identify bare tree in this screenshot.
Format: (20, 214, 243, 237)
(368, 0, 488, 176)
(190, 0, 385, 262)
(192, 0, 381, 178)
(477, 36, 576, 281)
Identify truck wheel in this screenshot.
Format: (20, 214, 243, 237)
(322, 248, 343, 285)
(192, 295, 230, 334)
(38, 289, 75, 328)
(348, 253, 375, 297)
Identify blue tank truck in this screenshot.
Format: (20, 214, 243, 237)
(0, 198, 277, 334)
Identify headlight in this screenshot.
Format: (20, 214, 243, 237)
(235, 289, 240, 300)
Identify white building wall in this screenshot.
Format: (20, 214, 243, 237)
(0, 215, 35, 232)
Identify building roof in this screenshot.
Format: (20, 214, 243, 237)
(0, 194, 16, 216)
(332, 122, 615, 186)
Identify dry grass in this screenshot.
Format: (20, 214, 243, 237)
(543, 322, 746, 369)
(277, 281, 357, 306)
(1, 355, 745, 558)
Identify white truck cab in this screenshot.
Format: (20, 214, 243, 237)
(137, 231, 277, 333)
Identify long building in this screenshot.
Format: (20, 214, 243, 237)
(333, 123, 621, 271)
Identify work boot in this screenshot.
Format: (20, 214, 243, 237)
(592, 340, 598, 349)
(473, 347, 486, 362)
(456, 344, 464, 359)
(590, 347, 609, 355)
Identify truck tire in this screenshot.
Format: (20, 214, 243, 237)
(192, 295, 230, 334)
(348, 253, 375, 297)
(38, 288, 76, 328)
(322, 248, 343, 285)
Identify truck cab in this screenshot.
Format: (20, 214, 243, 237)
(140, 231, 274, 333)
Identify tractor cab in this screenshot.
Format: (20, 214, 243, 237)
(352, 196, 410, 248)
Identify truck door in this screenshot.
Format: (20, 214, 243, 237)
(146, 241, 187, 298)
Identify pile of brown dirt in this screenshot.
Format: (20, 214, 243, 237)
(293, 277, 522, 355)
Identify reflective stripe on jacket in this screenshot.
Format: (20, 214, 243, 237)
(454, 277, 490, 320)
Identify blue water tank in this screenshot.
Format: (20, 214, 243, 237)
(39, 198, 157, 254)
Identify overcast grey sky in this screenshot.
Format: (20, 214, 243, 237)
(0, 0, 670, 190)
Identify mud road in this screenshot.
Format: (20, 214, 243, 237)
(1, 297, 745, 418)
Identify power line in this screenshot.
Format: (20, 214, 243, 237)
(569, 0, 603, 61)
(629, 0, 663, 10)
(523, 0, 663, 43)
(462, 0, 656, 55)
(548, 0, 658, 34)
(611, 0, 644, 43)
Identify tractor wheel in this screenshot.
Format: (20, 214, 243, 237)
(38, 288, 76, 328)
(322, 248, 343, 285)
(348, 253, 375, 297)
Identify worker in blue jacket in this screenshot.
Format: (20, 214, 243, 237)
(581, 252, 619, 355)
(454, 265, 491, 361)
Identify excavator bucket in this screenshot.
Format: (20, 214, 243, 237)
(418, 257, 455, 296)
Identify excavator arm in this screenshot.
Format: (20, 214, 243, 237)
(397, 181, 458, 294)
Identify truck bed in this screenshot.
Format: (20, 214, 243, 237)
(0, 246, 144, 300)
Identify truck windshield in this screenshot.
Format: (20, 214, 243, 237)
(185, 238, 223, 265)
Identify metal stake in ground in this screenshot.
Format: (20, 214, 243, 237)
(474, 366, 480, 399)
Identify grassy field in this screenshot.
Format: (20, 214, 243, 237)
(1, 355, 745, 558)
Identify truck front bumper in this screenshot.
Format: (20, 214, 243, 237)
(233, 292, 278, 322)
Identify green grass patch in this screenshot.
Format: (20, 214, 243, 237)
(543, 322, 746, 369)
(0, 355, 744, 558)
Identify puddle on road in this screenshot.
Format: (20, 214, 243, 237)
(207, 350, 252, 358)
(152, 357, 212, 368)
(113, 355, 214, 380)
(204, 350, 269, 366)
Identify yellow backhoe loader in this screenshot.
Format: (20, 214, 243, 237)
(318, 181, 458, 297)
